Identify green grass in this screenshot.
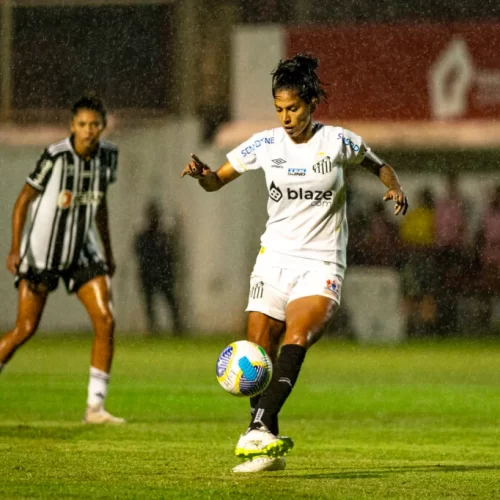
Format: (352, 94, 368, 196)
(1, 335, 500, 499)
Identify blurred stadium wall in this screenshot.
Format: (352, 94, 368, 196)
(0, 1, 499, 338)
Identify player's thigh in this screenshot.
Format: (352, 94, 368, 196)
(283, 266, 344, 347)
(247, 312, 285, 361)
(284, 295, 338, 348)
(15, 280, 49, 330)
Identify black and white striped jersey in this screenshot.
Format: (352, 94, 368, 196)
(20, 137, 118, 271)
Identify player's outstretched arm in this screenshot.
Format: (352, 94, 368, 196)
(378, 164, 408, 216)
(360, 157, 408, 216)
(181, 154, 240, 192)
(7, 183, 40, 274)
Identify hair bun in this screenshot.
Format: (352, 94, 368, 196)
(271, 52, 327, 103)
(294, 53, 319, 72)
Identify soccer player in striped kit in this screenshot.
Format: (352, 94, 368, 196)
(182, 54, 408, 472)
(0, 95, 124, 424)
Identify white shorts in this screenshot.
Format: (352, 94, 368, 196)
(246, 248, 345, 322)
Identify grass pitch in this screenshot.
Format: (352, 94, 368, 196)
(1, 335, 500, 499)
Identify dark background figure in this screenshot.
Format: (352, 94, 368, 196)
(399, 187, 437, 336)
(434, 173, 470, 333)
(474, 185, 500, 328)
(134, 201, 182, 335)
(362, 199, 401, 267)
(345, 181, 370, 267)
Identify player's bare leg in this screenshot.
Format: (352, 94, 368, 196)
(0, 280, 48, 372)
(78, 275, 124, 424)
(247, 312, 285, 363)
(78, 275, 115, 372)
(283, 295, 338, 348)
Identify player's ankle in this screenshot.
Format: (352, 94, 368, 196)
(86, 402, 104, 412)
(248, 421, 272, 433)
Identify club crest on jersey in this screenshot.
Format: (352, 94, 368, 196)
(313, 156, 334, 175)
(269, 181, 283, 202)
(57, 190, 103, 209)
(324, 277, 342, 298)
(57, 190, 73, 209)
(288, 168, 306, 176)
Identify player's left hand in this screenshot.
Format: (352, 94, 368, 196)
(383, 187, 408, 216)
(180, 154, 211, 179)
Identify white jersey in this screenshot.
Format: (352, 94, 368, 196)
(21, 137, 118, 271)
(227, 124, 378, 266)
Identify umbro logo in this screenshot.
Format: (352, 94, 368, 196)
(271, 158, 286, 167)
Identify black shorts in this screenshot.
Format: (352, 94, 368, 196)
(15, 262, 109, 294)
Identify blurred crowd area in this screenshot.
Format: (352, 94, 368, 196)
(239, 0, 500, 23)
(347, 173, 500, 337)
(2, 0, 500, 134)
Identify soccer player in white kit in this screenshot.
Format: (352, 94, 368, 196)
(0, 95, 124, 424)
(181, 54, 408, 472)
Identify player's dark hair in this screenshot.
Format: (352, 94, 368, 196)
(71, 93, 107, 127)
(271, 53, 327, 104)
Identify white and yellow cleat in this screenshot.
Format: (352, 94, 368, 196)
(233, 456, 286, 473)
(235, 428, 294, 459)
(83, 404, 126, 424)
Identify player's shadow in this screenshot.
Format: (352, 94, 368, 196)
(285, 464, 500, 479)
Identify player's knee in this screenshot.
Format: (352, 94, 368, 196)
(283, 327, 324, 349)
(94, 309, 115, 331)
(282, 329, 309, 348)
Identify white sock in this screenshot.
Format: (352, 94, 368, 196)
(87, 366, 110, 407)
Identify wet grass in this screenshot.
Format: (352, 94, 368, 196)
(1, 335, 500, 499)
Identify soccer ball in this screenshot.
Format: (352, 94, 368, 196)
(216, 340, 273, 397)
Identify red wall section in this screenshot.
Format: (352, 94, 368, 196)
(287, 22, 500, 121)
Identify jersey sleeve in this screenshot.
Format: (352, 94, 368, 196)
(26, 149, 55, 191)
(339, 129, 385, 167)
(226, 135, 264, 173)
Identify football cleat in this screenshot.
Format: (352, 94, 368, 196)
(235, 427, 294, 459)
(83, 404, 126, 424)
(232, 456, 286, 473)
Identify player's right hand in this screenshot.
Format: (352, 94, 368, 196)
(6, 251, 20, 275)
(180, 154, 211, 179)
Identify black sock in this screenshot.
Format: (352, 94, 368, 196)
(249, 395, 260, 418)
(250, 344, 306, 433)
(249, 394, 279, 435)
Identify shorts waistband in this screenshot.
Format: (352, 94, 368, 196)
(256, 247, 344, 272)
